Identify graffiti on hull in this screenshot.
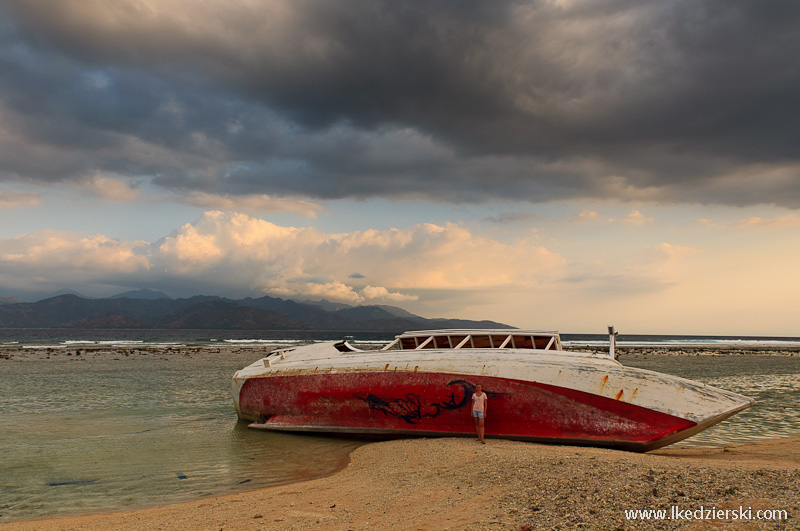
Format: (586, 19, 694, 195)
(355, 380, 511, 424)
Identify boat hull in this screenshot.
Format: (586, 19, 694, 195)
(236, 369, 709, 451)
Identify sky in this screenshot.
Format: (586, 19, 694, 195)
(1, 0, 800, 336)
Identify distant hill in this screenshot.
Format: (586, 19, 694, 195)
(39, 288, 88, 300)
(151, 301, 307, 330)
(300, 299, 354, 312)
(334, 305, 400, 322)
(373, 305, 424, 320)
(0, 294, 511, 332)
(110, 289, 171, 300)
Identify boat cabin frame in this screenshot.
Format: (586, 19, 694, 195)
(381, 329, 563, 352)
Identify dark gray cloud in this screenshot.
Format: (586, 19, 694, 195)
(2, 0, 800, 206)
(482, 211, 551, 225)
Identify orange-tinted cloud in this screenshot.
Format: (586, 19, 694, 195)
(0, 211, 564, 303)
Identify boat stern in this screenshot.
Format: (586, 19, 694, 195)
(232, 369, 258, 422)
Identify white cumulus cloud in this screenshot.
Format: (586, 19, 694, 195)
(0, 211, 566, 304)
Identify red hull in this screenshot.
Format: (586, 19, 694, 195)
(238, 371, 695, 450)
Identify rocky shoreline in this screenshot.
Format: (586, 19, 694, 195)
(583, 345, 800, 358)
(3, 342, 800, 363)
(0, 344, 266, 362)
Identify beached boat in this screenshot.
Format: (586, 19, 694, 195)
(232, 328, 753, 451)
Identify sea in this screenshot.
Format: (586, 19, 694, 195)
(1, 329, 800, 522)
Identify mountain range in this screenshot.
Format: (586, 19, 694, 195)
(0, 290, 511, 332)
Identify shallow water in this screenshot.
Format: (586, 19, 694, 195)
(1, 345, 799, 522)
(622, 354, 800, 447)
(0, 350, 363, 522)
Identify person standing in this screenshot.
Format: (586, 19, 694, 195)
(471, 384, 487, 444)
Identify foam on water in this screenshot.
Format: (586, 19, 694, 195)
(223, 339, 307, 346)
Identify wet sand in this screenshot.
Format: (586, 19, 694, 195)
(2, 437, 798, 531)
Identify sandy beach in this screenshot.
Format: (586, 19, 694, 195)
(2, 436, 798, 531)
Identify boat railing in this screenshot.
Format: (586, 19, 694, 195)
(381, 330, 563, 352)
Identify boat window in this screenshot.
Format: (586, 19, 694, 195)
(334, 341, 358, 352)
(471, 335, 492, 348)
(489, 335, 514, 348)
(418, 336, 435, 349)
(533, 336, 552, 349)
(400, 337, 416, 350)
(456, 336, 472, 348)
(434, 336, 451, 349)
(450, 335, 468, 348)
(497, 335, 513, 348)
(513, 335, 533, 349)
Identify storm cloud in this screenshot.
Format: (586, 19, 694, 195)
(2, 0, 800, 206)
